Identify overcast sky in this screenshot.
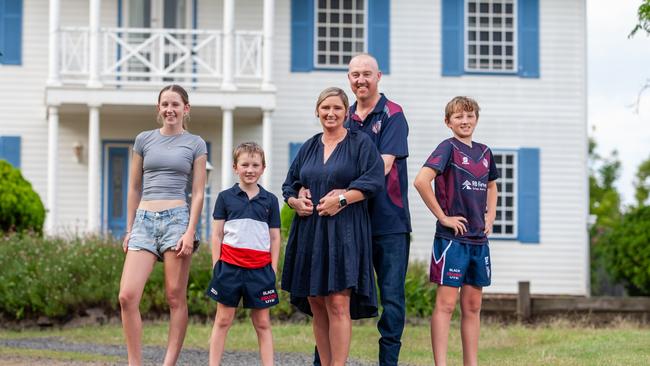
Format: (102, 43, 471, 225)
(588, 0, 650, 205)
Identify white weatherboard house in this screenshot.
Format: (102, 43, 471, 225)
(0, 0, 588, 296)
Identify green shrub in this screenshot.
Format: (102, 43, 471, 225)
(0, 160, 46, 234)
(280, 203, 295, 239)
(598, 206, 650, 295)
(0, 234, 440, 321)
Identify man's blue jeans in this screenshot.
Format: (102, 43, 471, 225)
(313, 233, 410, 366)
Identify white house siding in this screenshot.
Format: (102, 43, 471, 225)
(0, 0, 50, 220)
(269, 0, 588, 295)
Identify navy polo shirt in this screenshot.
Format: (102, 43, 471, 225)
(213, 184, 281, 268)
(347, 94, 412, 236)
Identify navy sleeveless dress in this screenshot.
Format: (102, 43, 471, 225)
(281, 130, 384, 319)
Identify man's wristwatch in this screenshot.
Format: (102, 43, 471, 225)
(338, 194, 348, 208)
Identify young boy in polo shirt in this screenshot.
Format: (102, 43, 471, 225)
(413, 96, 498, 366)
(206, 142, 281, 366)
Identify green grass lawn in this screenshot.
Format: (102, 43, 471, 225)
(1, 319, 650, 365)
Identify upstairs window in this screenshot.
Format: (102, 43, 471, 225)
(315, 0, 367, 68)
(465, 0, 517, 73)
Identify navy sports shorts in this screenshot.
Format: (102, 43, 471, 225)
(429, 237, 491, 288)
(206, 261, 279, 309)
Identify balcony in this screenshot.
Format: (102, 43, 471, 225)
(58, 27, 264, 89)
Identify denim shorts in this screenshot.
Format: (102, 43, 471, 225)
(128, 205, 198, 261)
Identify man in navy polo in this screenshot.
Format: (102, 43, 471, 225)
(348, 53, 411, 366)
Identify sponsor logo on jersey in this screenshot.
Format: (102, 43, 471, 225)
(462, 180, 487, 192)
(462, 156, 469, 165)
(371, 120, 382, 134)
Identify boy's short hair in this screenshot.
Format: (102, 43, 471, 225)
(445, 96, 480, 121)
(233, 142, 266, 167)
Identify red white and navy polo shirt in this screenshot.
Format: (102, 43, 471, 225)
(212, 184, 281, 268)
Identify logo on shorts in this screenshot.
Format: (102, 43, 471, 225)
(446, 267, 462, 280)
(211, 288, 218, 296)
(484, 257, 490, 278)
(259, 289, 278, 304)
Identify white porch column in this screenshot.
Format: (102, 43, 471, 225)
(261, 0, 275, 91)
(87, 0, 102, 88)
(87, 105, 101, 232)
(221, 0, 236, 90)
(262, 110, 273, 189)
(221, 107, 234, 189)
(47, 0, 61, 86)
(46, 106, 59, 234)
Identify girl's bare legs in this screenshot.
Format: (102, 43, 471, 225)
(251, 308, 274, 366)
(161, 251, 193, 366)
(119, 251, 157, 366)
(209, 303, 236, 366)
(431, 285, 459, 366)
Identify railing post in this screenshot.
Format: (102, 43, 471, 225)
(87, 0, 102, 88)
(48, 0, 61, 86)
(261, 0, 275, 90)
(517, 281, 532, 322)
(221, 0, 236, 90)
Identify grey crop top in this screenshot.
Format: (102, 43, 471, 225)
(133, 129, 207, 201)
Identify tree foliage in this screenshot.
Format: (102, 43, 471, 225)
(633, 156, 650, 207)
(629, 0, 650, 38)
(598, 206, 650, 295)
(0, 160, 46, 234)
(588, 137, 624, 295)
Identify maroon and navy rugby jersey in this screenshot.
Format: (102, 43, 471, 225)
(423, 137, 499, 244)
(213, 184, 281, 268)
(347, 94, 412, 236)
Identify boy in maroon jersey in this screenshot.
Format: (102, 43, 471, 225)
(414, 96, 498, 366)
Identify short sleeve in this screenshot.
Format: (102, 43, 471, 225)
(378, 112, 409, 158)
(267, 194, 281, 228)
(212, 192, 227, 220)
(423, 140, 453, 174)
(346, 133, 385, 197)
(193, 137, 208, 160)
(488, 149, 499, 181)
(133, 131, 146, 156)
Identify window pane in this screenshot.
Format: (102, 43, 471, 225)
(344, 13, 352, 23)
(331, 41, 339, 51)
(330, 55, 339, 64)
(319, 13, 327, 23)
(343, 41, 352, 51)
(331, 0, 340, 9)
(469, 31, 477, 41)
(479, 2, 489, 12)
(331, 13, 340, 23)
(493, 45, 502, 55)
(344, 0, 353, 10)
(469, 2, 476, 12)
(493, 3, 502, 13)
(493, 31, 502, 41)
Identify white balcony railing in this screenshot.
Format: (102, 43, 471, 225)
(58, 27, 264, 88)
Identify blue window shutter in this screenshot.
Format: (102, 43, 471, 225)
(517, 148, 540, 243)
(0, 136, 21, 168)
(291, 0, 314, 72)
(368, 0, 390, 74)
(0, 0, 23, 65)
(441, 0, 464, 76)
(518, 0, 539, 78)
(289, 142, 302, 166)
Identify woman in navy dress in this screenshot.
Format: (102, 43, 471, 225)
(282, 87, 384, 365)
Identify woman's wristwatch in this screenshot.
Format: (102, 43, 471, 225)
(338, 194, 348, 208)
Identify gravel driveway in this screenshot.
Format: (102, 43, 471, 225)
(0, 338, 373, 365)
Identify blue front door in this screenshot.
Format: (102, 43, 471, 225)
(107, 146, 130, 238)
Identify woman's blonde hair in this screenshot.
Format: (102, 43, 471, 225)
(315, 87, 349, 116)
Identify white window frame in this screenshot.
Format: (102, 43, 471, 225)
(313, 0, 368, 69)
(491, 150, 518, 239)
(464, 0, 518, 73)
